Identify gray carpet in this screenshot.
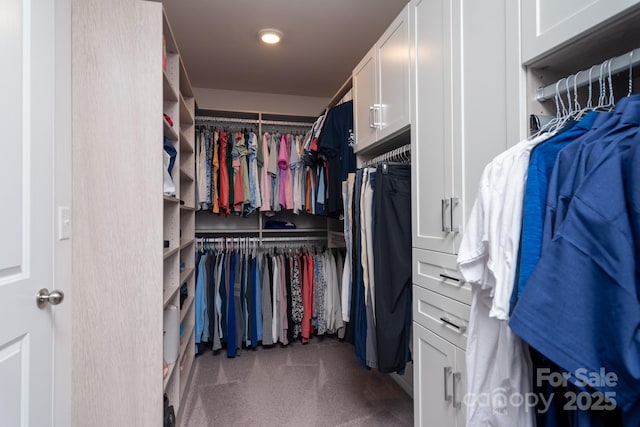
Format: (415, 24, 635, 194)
(180, 338, 413, 426)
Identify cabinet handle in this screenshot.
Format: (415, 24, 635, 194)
(452, 372, 462, 409)
(441, 199, 451, 233)
(369, 106, 376, 128)
(443, 366, 452, 402)
(450, 197, 460, 232)
(373, 104, 383, 129)
(439, 274, 460, 282)
(440, 317, 462, 330)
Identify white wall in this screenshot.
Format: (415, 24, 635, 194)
(194, 87, 330, 117)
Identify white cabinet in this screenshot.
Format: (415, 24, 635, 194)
(353, 4, 410, 153)
(413, 322, 466, 427)
(410, 0, 517, 254)
(521, 0, 640, 64)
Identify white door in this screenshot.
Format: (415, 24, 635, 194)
(377, 4, 410, 141)
(0, 0, 66, 425)
(413, 323, 456, 427)
(410, 0, 457, 254)
(353, 45, 378, 152)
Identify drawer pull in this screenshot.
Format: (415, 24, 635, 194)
(439, 273, 460, 282)
(440, 317, 462, 330)
(443, 366, 452, 402)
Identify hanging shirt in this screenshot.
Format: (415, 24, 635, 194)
(248, 132, 261, 212)
(459, 133, 553, 320)
(218, 131, 231, 215)
(511, 134, 640, 426)
(457, 133, 554, 427)
(212, 131, 220, 214)
(260, 132, 272, 212)
(317, 101, 355, 217)
(290, 135, 302, 214)
(515, 111, 598, 299)
(278, 134, 290, 209)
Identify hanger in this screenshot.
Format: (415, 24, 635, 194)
(628, 50, 635, 96)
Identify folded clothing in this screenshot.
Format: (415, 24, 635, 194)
(264, 220, 296, 229)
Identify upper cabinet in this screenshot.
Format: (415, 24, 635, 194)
(353, 4, 411, 153)
(521, 0, 640, 64)
(410, 0, 520, 254)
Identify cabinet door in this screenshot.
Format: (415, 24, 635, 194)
(454, 347, 467, 427)
(353, 45, 378, 152)
(410, 0, 457, 254)
(521, 0, 640, 64)
(377, 4, 410, 141)
(413, 323, 456, 427)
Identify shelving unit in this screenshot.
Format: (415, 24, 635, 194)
(161, 7, 196, 425)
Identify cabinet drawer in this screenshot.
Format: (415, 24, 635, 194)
(413, 248, 471, 305)
(413, 285, 469, 351)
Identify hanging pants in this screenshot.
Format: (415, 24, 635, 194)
(373, 164, 412, 374)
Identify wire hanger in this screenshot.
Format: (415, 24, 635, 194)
(628, 50, 635, 96)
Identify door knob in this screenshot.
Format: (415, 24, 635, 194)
(36, 288, 65, 309)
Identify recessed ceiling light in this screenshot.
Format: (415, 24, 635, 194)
(258, 29, 282, 45)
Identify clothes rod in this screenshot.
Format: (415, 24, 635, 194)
(197, 236, 327, 241)
(363, 144, 411, 167)
(260, 120, 313, 127)
(536, 48, 640, 102)
(195, 116, 259, 124)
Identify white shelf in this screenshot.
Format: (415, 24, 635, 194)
(164, 195, 179, 203)
(180, 204, 195, 211)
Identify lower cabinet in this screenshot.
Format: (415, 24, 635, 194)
(413, 322, 467, 427)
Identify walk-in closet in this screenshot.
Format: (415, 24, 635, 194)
(4, 0, 640, 426)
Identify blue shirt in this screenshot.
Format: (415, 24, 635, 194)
(510, 133, 640, 422)
(546, 96, 640, 241)
(516, 112, 598, 298)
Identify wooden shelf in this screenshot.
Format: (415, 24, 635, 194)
(163, 117, 179, 141)
(163, 285, 180, 308)
(163, 246, 179, 259)
(179, 265, 194, 284)
(262, 228, 327, 234)
(179, 58, 194, 97)
(179, 322, 195, 361)
(163, 360, 177, 390)
(163, 71, 179, 102)
(179, 130, 194, 153)
(164, 195, 179, 203)
(195, 228, 260, 235)
(180, 238, 195, 249)
(179, 95, 194, 125)
(180, 295, 195, 323)
(180, 204, 195, 211)
(180, 169, 194, 182)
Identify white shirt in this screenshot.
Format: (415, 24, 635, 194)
(458, 133, 552, 320)
(457, 133, 552, 427)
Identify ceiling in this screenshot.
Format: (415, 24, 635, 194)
(162, 0, 408, 98)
